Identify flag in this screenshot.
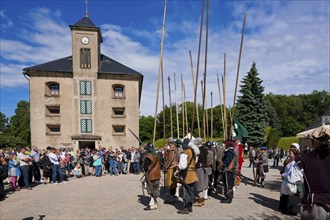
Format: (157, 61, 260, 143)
(232, 117, 249, 140)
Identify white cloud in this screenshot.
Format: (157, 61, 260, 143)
(0, 1, 329, 117)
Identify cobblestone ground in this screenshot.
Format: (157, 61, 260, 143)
(0, 160, 300, 220)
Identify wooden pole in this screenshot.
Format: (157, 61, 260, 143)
(152, 0, 167, 145)
(181, 74, 185, 137)
(217, 74, 225, 140)
(211, 91, 213, 141)
(184, 82, 189, 134)
(230, 14, 247, 139)
(174, 72, 180, 139)
(161, 61, 166, 146)
(191, 0, 204, 139)
(201, 0, 210, 142)
(201, 80, 206, 141)
(168, 75, 173, 138)
(189, 51, 201, 137)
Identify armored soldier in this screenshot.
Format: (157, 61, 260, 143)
(177, 138, 198, 214)
(143, 143, 161, 210)
(164, 137, 179, 204)
(221, 140, 236, 204)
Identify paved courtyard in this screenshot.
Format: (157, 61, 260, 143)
(0, 160, 300, 220)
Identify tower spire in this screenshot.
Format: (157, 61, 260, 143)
(85, 0, 89, 17)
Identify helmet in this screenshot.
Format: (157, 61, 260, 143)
(175, 139, 182, 148)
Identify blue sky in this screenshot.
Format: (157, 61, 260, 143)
(1, 0, 329, 118)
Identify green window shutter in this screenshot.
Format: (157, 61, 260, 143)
(86, 100, 92, 114)
(86, 119, 92, 133)
(81, 119, 86, 133)
(86, 81, 92, 95)
(80, 81, 86, 95)
(80, 100, 86, 114)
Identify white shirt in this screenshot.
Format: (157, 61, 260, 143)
(49, 152, 59, 165)
(178, 153, 188, 170)
(17, 152, 30, 166)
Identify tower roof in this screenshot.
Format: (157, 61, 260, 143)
(73, 16, 96, 27)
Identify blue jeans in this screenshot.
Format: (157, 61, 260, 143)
(52, 164, 64, 183)
(108, 160, 117, 175)
(122, 162, 127, 174)
(94, 165, 102, 176)
(20, 165, 31, 188)
(32, 162, 41, 181)
(133, 161, 140, 174)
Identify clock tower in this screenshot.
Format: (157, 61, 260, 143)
(69, 15, 103, 78)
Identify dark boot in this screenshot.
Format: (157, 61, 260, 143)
(221, 190, 233, 204)
(177, 204, 190, 214)
(188, 203, 193, 212)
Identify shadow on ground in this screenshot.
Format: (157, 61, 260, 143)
(249, 192, 279, 212)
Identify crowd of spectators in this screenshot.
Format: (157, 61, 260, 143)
(0, 145, 146, 200)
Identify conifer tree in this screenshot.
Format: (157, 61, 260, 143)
(236, 62, 267, 147)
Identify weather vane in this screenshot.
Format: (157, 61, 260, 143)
(85, 0, 89, 17)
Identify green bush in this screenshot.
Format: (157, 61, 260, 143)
(277, 136, 299, 151)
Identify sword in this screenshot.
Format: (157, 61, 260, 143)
(128, 128, 143, 145)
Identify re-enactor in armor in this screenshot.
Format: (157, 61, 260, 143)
(143, 143, 161, 211)
(177, 138, 198, 214)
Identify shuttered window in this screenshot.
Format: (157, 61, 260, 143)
(81, 119, 92, 133)
(80, 100, 92, 114)
(80, 81, 92, 95)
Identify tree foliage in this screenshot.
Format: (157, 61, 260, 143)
(236, 62, 267, 147)
(265, 90, 330, 136)
(0, 101, 30, 148)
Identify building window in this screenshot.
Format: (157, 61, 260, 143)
(81, 119, 92, 133)
(45, 82, 60, 96)
(112, 107, 125, 118)
(80, 100, 92, 114)
(113, 85, 125, 98)
(112, 125, 125, 135)
(46, 124, 61, 135)
(46, 105, 60, 116)
(80, 80, 92, 95)
(80, 48, 91, 69)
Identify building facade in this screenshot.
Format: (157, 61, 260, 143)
(23, 15, 143, 151)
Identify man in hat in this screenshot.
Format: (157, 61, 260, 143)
(177, 138, 198, 214)
(255, 146, 268, 187)
(221, 140, 236, 204)
(143, 143, 161, 210)
(164, 137, 179, 204)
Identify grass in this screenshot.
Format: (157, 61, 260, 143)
(277, 136, 300, 151)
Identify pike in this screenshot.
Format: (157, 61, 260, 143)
(128, 128, 143, 145)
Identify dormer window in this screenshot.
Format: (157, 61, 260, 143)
(113, 85, 125, 98)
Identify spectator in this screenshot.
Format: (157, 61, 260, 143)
(108, 147, 118, 176)
(49, 148, 66, 184)
(30, 145, 41, 183)
(8, 153, 21, 191)
(93, 151, 102, 177)
(41, 150, 52, 184)
(132, 147, 140, 175)
(74, 164, 82, 178)
(17, 147, 33, 190)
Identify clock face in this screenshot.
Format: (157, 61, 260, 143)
(81, 36, 89, 45)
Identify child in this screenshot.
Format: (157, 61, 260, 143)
(74, 164, 82, 178)
(8, 153, 21, 191)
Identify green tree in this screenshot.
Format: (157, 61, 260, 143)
(236, 62, 267, 147)
(0, 112, 8, 133)
(6, 100, 30, 146)
(139, 115, 154, 143)
(265, 127, 280, 148)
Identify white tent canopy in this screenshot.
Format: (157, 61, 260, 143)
(296, 125, 330, 139)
